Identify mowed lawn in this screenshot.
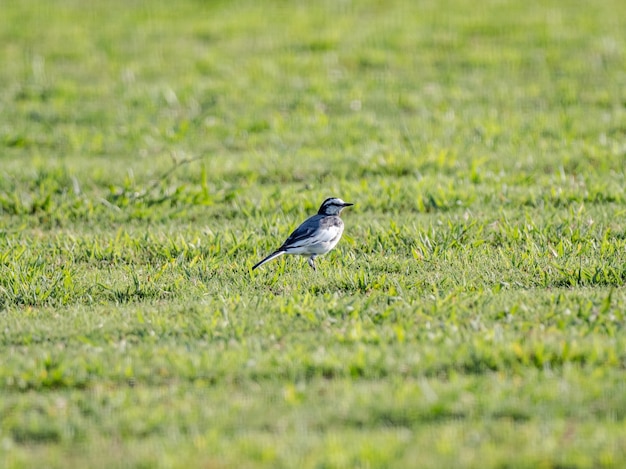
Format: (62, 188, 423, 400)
(1, 0, 626, 467)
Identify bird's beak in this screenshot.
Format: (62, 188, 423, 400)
(343, 202, 354, 207)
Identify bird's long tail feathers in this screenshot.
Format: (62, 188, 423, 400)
(252, 250, 285, 270)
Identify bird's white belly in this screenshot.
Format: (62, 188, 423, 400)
(307, 238, 341, 254)
(288, 225, 343, 255)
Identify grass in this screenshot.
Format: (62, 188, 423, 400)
(1, 0, 626, 467)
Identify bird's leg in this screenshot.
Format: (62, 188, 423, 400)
(308, 255, 317, 271)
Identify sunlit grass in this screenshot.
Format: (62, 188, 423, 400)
(1, 0, 626, 467)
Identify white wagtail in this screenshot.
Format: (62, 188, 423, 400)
(252, 197, 354, 271)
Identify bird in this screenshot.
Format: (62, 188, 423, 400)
(252, 197, 354, 271)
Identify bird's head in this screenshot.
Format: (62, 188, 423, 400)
(318, 197, 354, 215)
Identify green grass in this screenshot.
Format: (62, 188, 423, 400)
(1, 0, 626, 467)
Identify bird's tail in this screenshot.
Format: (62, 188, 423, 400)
(252, 250, 285, 270)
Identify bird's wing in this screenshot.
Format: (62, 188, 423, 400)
(279, 217, 319, 249)
(279, 215, 331, 250)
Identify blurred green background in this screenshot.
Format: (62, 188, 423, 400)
(1, 1, 625, 468)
